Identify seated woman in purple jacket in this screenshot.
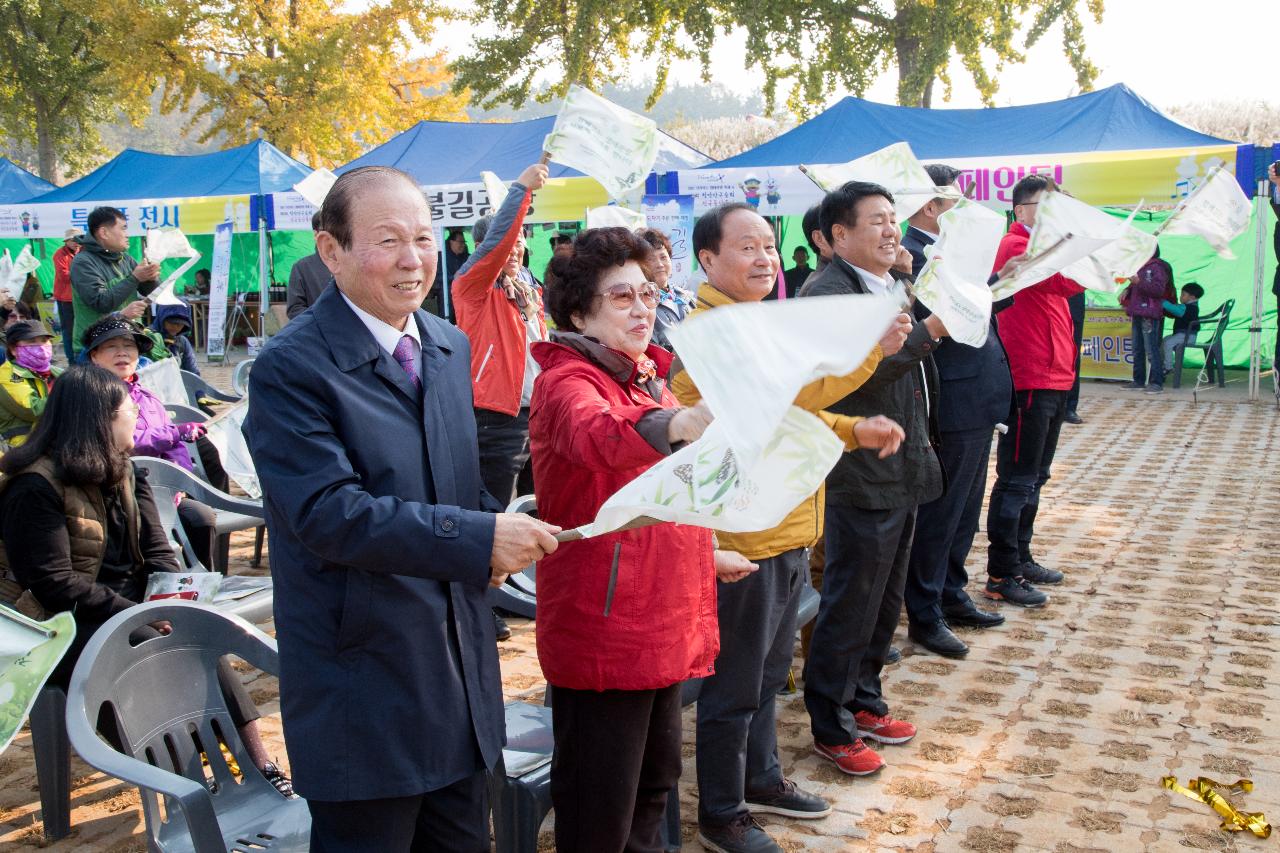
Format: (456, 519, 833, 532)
(82, 316, 225, 569)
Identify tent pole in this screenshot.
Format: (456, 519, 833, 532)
(1250, 180, 1267, 401)
(258, 205, 269, 341)
(439, 224, 451, 322)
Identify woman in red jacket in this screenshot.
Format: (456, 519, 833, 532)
(529, 228, 754, 853)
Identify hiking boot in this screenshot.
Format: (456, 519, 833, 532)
(745, 778, 831, 819)
(983, 576, 1049, 607)
(698, 812, 783, 853)
(1019, 561, 1064, 585)
(943, 601, 1006, 629)
(813, 739, 884, 776)
(908, 619, 969, 658)
(854, 710, 917, 745)
(493, 609, 512, 641)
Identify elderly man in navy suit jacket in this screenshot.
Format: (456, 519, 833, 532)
(245, 165, 560, 852)
(901, 164, 1010, 660)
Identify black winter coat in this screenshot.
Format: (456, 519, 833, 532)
(800, 257, 943, 509)
(903, 227, 1013, 434)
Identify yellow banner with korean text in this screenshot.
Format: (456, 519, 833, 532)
(0, 195, 253, 239)
(1080, 307, 1134, 380)
(947, 145, 1239, 209)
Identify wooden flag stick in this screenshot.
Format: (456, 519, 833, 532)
(554, 515, 662, 542)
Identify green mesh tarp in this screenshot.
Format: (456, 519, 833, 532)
(2, 233, 268, 297)
(1096, 206, 1277, 369)
(768, 207, 1279, 370)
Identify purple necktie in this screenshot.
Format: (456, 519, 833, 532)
(392, 334, 421, 390)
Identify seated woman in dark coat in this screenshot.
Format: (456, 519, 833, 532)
(0, 364, 292, 796)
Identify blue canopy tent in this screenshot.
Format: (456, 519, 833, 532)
(697, 86, 1280, 394)
(28, 139, 312, 203)
(328, 117, 709, 320)
(337, 115, 710, 184)
(711, 84, 1232, 167)
(0, 158, 54, 203)
(12, 140, 314, 344)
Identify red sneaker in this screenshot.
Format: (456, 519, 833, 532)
(854, 711, 917, 745)
(813, 739, 884, 776)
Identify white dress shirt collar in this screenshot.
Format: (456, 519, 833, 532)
(340, 291, 422, 357)
(840, 257, 896, 296)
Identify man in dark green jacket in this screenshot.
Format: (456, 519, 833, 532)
(69, 206, 160, 356)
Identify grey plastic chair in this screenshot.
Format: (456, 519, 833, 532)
(231, 358, 255, 397)
(27, 561, 271, 840)
(30, 685, 71, 840)
(182, 369, 241, 409)
(65, 601, 309, 853)
(1171, 298, 1233, 389)
(488, 495, 539, 619)
(137, 461, 273, 626)
(491, 701, 554, 853)
(136, 456, 266, 571)
(165, 402, 209, 425)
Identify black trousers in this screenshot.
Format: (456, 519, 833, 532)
(696, 548, 804, 826)
(904, 428, 992, 626)
(550, 682, 683, 853)
(1274, 290, 1279, 366)
(1066, 292, 1085, 412)
(56, 300, 75, 364)
(986, 389, 1067, 577)
(178, 497, 217, 570)
(307, 770, 490, 853)
(803, 504, 915, 744)
(474, 407, 531, 508)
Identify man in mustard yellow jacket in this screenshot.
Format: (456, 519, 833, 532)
(671, 202, 909, 853)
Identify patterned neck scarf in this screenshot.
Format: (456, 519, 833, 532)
(634, 356, 657, 385)
(659, 284, 694, 314)
(501, 271, 540, 323)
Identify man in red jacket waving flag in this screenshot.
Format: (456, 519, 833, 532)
(983, 174, 1083, 608)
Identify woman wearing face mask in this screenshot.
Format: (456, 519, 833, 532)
(0, 320, 62, 448)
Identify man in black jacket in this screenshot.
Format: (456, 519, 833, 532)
(285, 211, 333, 320)
(901, 165, 1010, 659)
(798, 181, 949, 776)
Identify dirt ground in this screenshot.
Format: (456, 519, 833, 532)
(1, 377, 1277, 852)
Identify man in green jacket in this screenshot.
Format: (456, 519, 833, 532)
(69, 207, 160, 356)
